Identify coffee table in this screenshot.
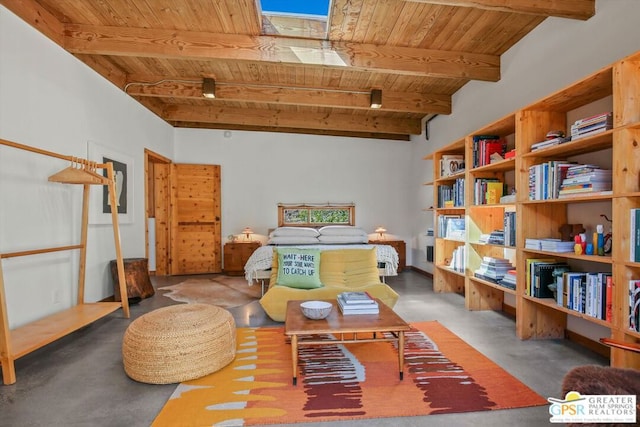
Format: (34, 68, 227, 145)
(284, 299, 411, 385)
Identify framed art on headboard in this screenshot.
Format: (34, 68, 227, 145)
(88, 140, 134, 224)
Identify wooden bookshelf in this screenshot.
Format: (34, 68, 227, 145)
(425, 50, 640, 369)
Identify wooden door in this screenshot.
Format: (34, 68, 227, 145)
(169, 164, 222, 274)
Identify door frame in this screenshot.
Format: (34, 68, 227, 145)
(144, 149, 172, 275)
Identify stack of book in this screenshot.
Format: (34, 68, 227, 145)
(540, 238, 575, 253)
(499, 269, 517, 290)
(474, 256, 514, 283)
(487, 230, 505, 245)
(558, 164, 612, 198)
(570, 112, 613, 140)
(525, 237, 574, 252)
(531, 135, 571, 151)
(337, 292, 379, 315)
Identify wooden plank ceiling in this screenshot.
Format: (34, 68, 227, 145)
(2, 0, 595, 140)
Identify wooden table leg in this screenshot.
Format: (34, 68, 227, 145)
(398, 330, 405, 380)
(291, 334, 298, 385)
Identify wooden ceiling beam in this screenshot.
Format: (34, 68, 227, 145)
(62, 24, 500, 81)
(162, 104, 422, 135)
(404, 0, 595, 20)
(173, 122, 411, 141)
(124, 79, 451, 115)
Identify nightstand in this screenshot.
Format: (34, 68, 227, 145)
(369, 240, 406, 272)
(223, 241, 261, 276)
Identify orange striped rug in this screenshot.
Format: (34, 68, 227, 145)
(152, 321, 547, 426)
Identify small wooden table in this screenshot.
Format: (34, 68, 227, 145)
(284, 299, 411, 385)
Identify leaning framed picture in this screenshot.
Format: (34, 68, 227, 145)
(88, 141, 134, 224)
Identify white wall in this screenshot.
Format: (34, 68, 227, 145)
(410, 0, 640, 274)
(0, 7, 173, 327)
(173, 128, 414, 246)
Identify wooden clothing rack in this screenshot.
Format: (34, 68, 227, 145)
(0, 138, 130, 385)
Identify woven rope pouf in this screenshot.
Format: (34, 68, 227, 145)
(122, 303, 236, 384)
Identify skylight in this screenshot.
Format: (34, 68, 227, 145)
(259, 0, 331, 39)
(261, 0, 330, 18)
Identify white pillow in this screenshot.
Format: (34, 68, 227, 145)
(318, 226, 367, 236)
(269, 227, 320, 237)
(318, 235, 368, 244)
(268, 236, 320, 245)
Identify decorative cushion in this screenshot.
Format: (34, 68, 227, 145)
(269, 227, 320, 237)
(318, 235, 368, 244)
(276, 248, 323, 289)
(318, 225, 367, 236)
(268, 236, 320, 245)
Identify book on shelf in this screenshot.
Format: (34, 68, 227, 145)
(474, 256, 514, 283)
(631, 208, 640, 263)
(444, 217, 466, 240)
(437, 214, 461, 238)
(560, 166, 612, 195)
(485, 181, 504, 205)
(525, 258, 556, 297)
(533, 261, 570, 299)
(487, 230, 505, 245)
(437, 178, 465, 207)
(606, 275, 613, 322)
(557, 190, 613, 199)
(503, 211, 516, 247)
(630, 280, 640, 332)
(338, 291, 376, 305)
(498, 269, 517, 290)
(528, 161, 577, 200)
(471, 135, 501, 168)
(539, 239, 575, 253)
(474, 178, 501, 205)
(570, 112, 613, 140)
(525, 237, 572, 252)
(448, 245, 466, 273)
(531, 136, 570, 151)
(559, 271, 610, 319)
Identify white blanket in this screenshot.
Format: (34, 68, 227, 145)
(244, 244, 399, 284)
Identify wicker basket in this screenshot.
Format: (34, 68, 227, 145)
(122, 304, 236, 384)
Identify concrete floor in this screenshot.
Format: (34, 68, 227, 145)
(0, 270, 607, 426)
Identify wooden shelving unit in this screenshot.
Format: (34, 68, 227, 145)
(0, 139, 130, 385)
(425, 50, 640, 369)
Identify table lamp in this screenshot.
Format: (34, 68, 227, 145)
(375, 226, 387, 240)
(242, 227, 254, 241)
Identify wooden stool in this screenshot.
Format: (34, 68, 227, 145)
(110, 257, 155, 303)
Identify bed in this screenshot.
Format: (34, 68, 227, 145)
(243, 226, 400, 286)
